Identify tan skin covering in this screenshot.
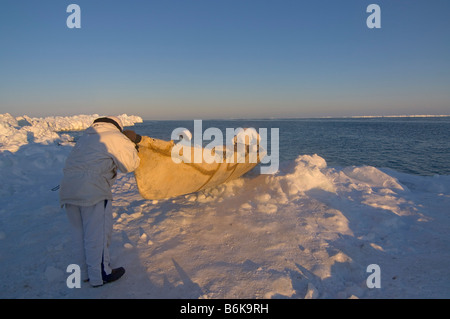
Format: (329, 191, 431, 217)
(134, 134, 265, 200)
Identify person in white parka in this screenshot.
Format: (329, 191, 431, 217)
(60, 116, 141, 287)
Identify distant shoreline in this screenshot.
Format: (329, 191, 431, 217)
(345, 114, 450, 118)
(139, 115, 450, 121)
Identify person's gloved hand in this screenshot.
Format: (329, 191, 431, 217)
(123, 130, 142, 148)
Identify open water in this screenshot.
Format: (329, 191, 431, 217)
(128, 117, 450, 176)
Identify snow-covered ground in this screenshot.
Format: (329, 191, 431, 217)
(0, 113, 143, 153)
(0, 114, 449, 299)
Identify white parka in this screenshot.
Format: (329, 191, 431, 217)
(59, 121, 140, 207)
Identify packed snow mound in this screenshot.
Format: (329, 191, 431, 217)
(0, 113, 143, 152)
(275, 154, 336, 195)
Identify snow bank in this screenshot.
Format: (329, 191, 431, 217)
(0, 114, 449, 299)
(0, 113, 143, 152)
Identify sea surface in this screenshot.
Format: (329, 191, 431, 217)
(127, 117, 450, 176)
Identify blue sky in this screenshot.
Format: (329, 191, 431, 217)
(1, 0, 449, 119)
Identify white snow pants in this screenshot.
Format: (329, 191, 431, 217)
(65, 200, 113, 286)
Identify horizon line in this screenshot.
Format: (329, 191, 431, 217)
(140, 114, 450, 121)
(3, 112, 450, 122)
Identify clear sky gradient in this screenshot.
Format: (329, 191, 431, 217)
(1, 0, 449, 119)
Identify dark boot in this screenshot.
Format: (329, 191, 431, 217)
(92, 264, 126, 287)
(102, 267, 126, 284)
